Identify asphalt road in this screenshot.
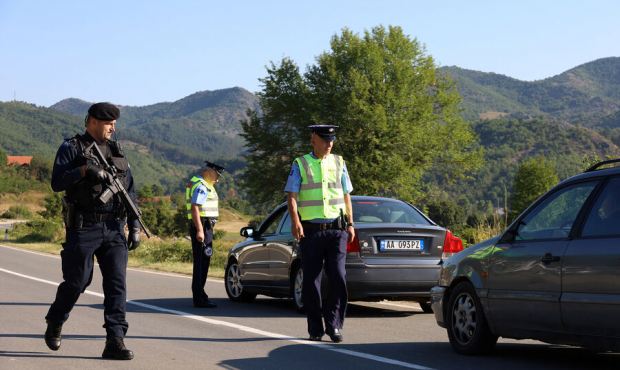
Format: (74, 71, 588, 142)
(1, 244, 618, 370)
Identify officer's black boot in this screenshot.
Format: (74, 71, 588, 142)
(102, 337, 134, 360)
(44, 320, 63, 351)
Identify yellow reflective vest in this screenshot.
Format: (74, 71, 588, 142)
(185, 176, 218, 219)
(295, 153, 345, 221)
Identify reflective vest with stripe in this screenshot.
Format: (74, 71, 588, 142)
(295, 153, 345, 221)
(185, 176, 218, 219)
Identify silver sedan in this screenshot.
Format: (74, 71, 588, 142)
(225, 195, 463, 312)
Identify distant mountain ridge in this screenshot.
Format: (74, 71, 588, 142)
(50, 87, 259, 167)
(440, 57, 620, 126)
(51, 86, 258, 125)
(3, 58, 620, 203)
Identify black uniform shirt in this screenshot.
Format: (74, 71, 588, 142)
(51, 132, 136, 203)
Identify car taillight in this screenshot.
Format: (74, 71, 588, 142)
(347, 233, 360, 254)
(442, 230, 463, 259)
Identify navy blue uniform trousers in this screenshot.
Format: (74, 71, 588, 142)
(46, 220, 129, 338)
(300, 229, 348, 337)
(190, 222, 213, 304)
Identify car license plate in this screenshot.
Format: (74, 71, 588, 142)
(379, 239, 423, 251)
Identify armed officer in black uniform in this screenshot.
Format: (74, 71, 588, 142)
(44, 102, 140, 360)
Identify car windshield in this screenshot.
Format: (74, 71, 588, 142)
(352, 199, 431, 225)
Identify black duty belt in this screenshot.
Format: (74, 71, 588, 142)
(81, 212, 118, 223)
(198, 217, 217, 229)
(301, 220, 342, 233)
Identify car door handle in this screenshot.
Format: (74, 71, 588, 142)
(541, 253, 561, 264)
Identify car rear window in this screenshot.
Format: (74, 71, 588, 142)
(352, 199, 430, 225)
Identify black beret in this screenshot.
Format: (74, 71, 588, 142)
(88, 102, 120, 121)
(308, 124, 338, 141)
(202, 161, 225, 175)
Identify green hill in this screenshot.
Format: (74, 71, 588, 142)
(50, 87, 259, 166)
(441, 57, 620, 126)
(4, 59, 620, 214)
(0, 101, 193, 192)
(432, 117, 620, 208)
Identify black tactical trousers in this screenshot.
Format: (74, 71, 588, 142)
(190, 222, 213, 304)
(46, 220, 129, 338)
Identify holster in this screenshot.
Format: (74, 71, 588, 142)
(202, 217, 216, 231)
(338, 209, 347, 230)
(62, 197, 83, 229)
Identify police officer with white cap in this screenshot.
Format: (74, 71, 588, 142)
(285, 124, 354, 343)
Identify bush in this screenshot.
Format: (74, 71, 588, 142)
(1, 205, 33, 219)
(40, 192, 63, 220)
(132, 239, 194, 264)
(426, 199, 466, 230)
(130, 236, 230, 270)
(213, 229, 226, 240)
(13, 219, 64, 243)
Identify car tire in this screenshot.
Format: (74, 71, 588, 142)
(446, 282, 497, 355)
(225, 260, 257, 302)
(419, 300, 433, 313)
(291, 265, 305, 313)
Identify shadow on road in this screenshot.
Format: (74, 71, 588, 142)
(0, 350, 100, 360)
(217, 341, 620, 370)
(126, 297, 421, 319)
(0, 333, 281, 343)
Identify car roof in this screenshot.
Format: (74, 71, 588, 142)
(350, 195, 407, 202)
(558, 164, 620, 185)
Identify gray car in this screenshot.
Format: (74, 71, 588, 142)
(431, 159, 620, 354)
(225, 195, 464, 312)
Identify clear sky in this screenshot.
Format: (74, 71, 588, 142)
(1, 0, 619, 107)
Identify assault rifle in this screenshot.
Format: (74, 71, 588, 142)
(84, 142, 152, 238)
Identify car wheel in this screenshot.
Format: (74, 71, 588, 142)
(419, 300, 433, 313)
(291, 266, 305, 313)
(225, 260, 257, 302)
(446, 282, 497, 355)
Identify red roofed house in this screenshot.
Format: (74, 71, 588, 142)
(6, 156, 33, 167)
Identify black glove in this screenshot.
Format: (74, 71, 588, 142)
(127, 218, 141, 251)
(85, 164, 108, 183)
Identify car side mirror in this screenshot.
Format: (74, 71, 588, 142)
(240, 226, 255, 238)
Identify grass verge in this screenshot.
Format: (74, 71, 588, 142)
(2, 231, 242, 279)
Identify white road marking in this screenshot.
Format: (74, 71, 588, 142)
(377, 301, 423, 310)
(0, 244, 223, 282)
(0, 265, 435, 370)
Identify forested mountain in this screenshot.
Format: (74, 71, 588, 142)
(51, 87, 259, 167)
(441, 57, 620, 126)
(0, 101, 192, 191)
(433, 118, 620, 210)
(3, 59, 620, 212)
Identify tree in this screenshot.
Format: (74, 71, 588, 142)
(29, 155, 53, 182)
(426, 198, 466, 230)
(509, 157, 559, 220)
(241, 25, 482, 210)
(138, 185, 154, 199)
(0, 148, 6, 169)
(40, 192, 63, 220)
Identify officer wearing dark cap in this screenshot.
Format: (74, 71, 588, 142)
(185, 160, 225, 307)
(285, 124, 355, 343)
(44, 102, 139, 360)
